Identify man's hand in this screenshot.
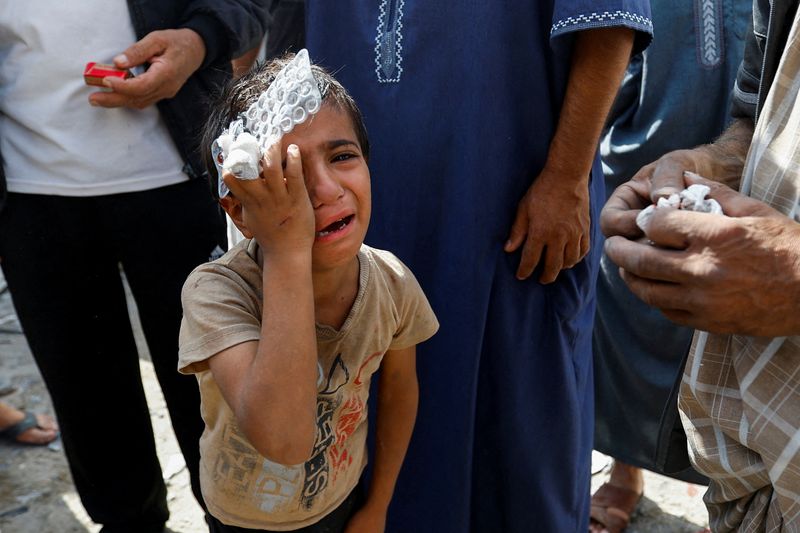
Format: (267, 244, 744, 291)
(502, 26, 634, 284)
(344, 504, 386, 533)
(601, 119, 754, 240)
(605, 175, 800, 336)
(224, 143, 315, 257)
(600, 149, 713, 240)
(89, 29, 206, 109)
(504, 167, 590, 283)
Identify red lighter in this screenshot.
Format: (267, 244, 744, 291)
(83, 62, 132, 87)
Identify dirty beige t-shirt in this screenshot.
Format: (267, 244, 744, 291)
(178, 239, 438, 530)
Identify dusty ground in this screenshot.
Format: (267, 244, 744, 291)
(0, 271, 709, 532)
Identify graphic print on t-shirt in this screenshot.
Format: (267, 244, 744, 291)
(299, 351, 382, 508)
(211, 349, 383, 514)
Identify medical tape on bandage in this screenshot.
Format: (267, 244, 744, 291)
(212, 49, 323, 198)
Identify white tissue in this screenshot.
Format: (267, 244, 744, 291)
(635, 178, 724, 233)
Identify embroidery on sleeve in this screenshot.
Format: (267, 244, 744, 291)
(375, 0, 405, 83)
(551, 11, 653, 36)
(695, 0, 724, 68)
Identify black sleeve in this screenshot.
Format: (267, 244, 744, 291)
(730, 17, 761, 121)
(179, 0, 271, 68)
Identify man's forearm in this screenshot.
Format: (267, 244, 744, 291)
(545, 27, 635, 181)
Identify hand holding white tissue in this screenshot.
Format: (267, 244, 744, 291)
(605, 172, 800, 336)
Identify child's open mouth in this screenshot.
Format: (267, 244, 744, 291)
(316, 215, 354, 238)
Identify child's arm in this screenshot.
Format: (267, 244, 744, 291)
(345, 345, 419, 533)
(209, 143, 319, 465)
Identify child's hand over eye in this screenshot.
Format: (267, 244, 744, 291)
(224, 143, 315, 257)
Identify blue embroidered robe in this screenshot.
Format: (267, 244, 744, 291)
(306, 2, 652, 531)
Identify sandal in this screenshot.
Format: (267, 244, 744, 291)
(0, 411, 58, 445)
(590, 482, 642, 533)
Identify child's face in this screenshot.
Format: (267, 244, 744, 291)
(281, 104, 371, 271)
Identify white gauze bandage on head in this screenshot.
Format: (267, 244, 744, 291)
(635, 172, 724, 233)
(212, 49, 323, 198)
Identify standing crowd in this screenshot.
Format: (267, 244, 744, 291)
(0, 1, 799, 532)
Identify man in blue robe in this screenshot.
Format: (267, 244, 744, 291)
(305, 3, 652, 531)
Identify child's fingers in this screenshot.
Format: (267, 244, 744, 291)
(283, 144, 307, 198)
(223, 168, 266, 202)
(260, 142, 286, 195)
(222, 170, 248, 198)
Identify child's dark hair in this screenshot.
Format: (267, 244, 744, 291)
(201, 54, 370, 199)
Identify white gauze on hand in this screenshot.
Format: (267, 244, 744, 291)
(222, 132, 261, 180)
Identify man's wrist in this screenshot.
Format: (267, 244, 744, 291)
(702, 119, 754, 190)
(543, 138, 594, 185)
(534, 160, 591, 198)
(178, 17, 214, 68)
(778, 222, 800, 331)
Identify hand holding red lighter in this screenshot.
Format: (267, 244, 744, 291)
(86, 28, 204, 109)
(83, 62, 133, 87)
